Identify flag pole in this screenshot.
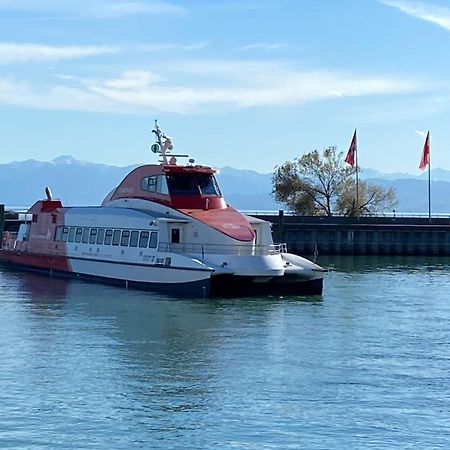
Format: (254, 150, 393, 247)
(419, 130, 431, 221)
(355, 133, 359, 216)
(428, 146, 431, 221)
(344, 129, 358, 216)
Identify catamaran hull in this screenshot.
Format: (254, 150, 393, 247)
(210, 274, 323, 297)
(0, 251, 211, 298)
(0, 250, 323, 298)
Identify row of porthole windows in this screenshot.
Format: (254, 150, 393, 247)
(55, 226, 158, 248)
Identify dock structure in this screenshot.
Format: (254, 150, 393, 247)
(2, 208, 26, 233)
(3, 207, 450, 256)
(0, 204, 4, 236)
(255, 211, 450, 256)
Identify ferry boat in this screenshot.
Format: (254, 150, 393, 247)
(0, 122, 325, 297)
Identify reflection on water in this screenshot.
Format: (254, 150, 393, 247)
(1, 259, 450, 449)
(320, 254, 450, 273)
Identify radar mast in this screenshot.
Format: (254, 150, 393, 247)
(151, 120, 190, 165)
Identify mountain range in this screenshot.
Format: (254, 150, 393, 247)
(1, 156, 449, 214)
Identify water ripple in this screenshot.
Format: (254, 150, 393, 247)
(1, 258, 450, 448)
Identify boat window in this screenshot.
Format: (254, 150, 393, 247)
(171, 228, 180, 244)
(61, 228, 69, 241)
(139, 231, 149, 247)
(148, 176, 157, 192)
(149, 231, 158, 248)
(97, 229, 105, 245)
(68, 227, 76, 242)
(141, 176, 157, 192)
(121, 230, 130, 246)
(104, 229, 113, 245)
(112, 230, 121, 246)
(157, 175, 169, 194)
(130, 230, 139, 247)
(89, 228, 97, 244)
(141, 177, 148, 191)
(55, 226, 63, 241)
(166, 173, 221, 196)
(75, 228, 83, 243)
(82, 228, 90, 243)
(198, 174, 221, 196)
(166, 174, 199, 195)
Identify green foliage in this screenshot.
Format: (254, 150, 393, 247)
(336, 180, 397, 216)
(273, 146, 397, 216)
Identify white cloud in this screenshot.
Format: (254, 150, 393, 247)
(0, 62, 421, 114)
(192, 1, 274, 13)
(0, 43, 118, 63)
(135, 42, 209, 52)
(85, 62, 420, 113)
(0, 77, 124, 112)
(380, 0, 450, 30)
(0, 41, 208, 65)
(89, 1, 184, 18)
(0, 0, 183, 18)
(240, 42, 293, 51)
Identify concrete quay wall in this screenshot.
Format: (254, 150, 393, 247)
(3, 206, 450, 256)
(254, 212, 450, 256)
(0, 205, 4, 236)
(1, 207, 24, 234)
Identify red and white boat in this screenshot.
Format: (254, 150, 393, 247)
(0, 122, 324, 297)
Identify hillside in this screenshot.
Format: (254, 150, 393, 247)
(1, 156, 449, 214)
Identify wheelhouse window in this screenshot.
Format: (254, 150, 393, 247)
(197, 173, 221, 195)
(166, 174, 198, 195)
(68, 227, 76, 242)
(166, 173, 221, 196)
(141, 176, 157, 192)
(157, 175, 168, 194)
(141, 175, 168, 194)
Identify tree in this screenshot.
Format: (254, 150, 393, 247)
(273, 146, 397, 216)
(336, 180, 397, 216)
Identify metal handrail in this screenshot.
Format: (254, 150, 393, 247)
(1, 231, 18, 250)
(244, 210, 450, 219)
(158, 242, 285, 256)
(2, 231, 17, 239)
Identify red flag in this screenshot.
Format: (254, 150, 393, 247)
(345, 130, 357, 167)
(419, 131, 430, 171)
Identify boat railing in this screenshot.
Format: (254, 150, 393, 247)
(1, 231, 18, 250)
(158, 242, 285, 256)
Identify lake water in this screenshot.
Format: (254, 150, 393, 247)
(1, 257, 450, 449)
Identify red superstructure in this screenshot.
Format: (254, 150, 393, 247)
(104, 161, 255, 242)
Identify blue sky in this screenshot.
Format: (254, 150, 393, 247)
(0, 0, 449, 174)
